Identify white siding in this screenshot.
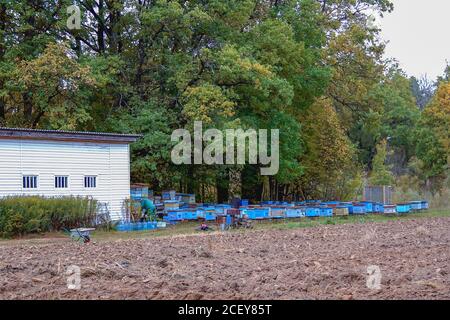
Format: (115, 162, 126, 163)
(0, 138, 131, 220)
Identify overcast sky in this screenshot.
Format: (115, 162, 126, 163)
(376, 0, 450, 80)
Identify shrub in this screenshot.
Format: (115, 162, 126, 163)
(0, 196, 98, 238)
(393, 180, 450, 209)
(123, 198, 142, 222)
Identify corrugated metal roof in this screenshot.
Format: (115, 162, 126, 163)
(0, 127, 142, 137)
(0, 127, 142, 143)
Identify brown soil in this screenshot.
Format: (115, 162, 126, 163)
(1, 217, 449, 300)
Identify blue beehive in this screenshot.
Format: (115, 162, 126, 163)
(164, 200, 180, 211)
(134, 222, 144, 231)
(270, 207, 286, 218)
(205, 212, 216, 221)
(409, 201, 422, 211)
(242, 208, 269, 220)
(144, 222, 157, 230)
(320, 207, 333, 217)
(175, 193, 196, 204)
(132, 222, 140, 231)
(382, 205, 397, 214)
(197, 208, 216, 221)
(396, 204, 411, 214)
(166, 210, 185, 221)
(116, 223, 129, 232)
(305, 207, 321, 217)
(339, 202, 353, 207)
(349, 204, 367, 215)
(214, 204, 232, 214)
(373, 203, 384, 213)
(360, 201, 374, 213)
(150, 222, 158, 229)
(201, 203, 214, 207)
(162, 190, 176, 200)
(200, 206, 215, 211)
(117, 221, 159, 232)
(306, 200, 321, 205)
(130, 185, 151, 201)
(117, 222, 130, 232)
(182, 210, 198, 220)
(286, 208, 305, 218)
(285, 203, 295, 207)
(285, 208, 297, 218)
(240, 199, 249, 206)
(157, 221, 167, 229)
(257, 208, 270, 219)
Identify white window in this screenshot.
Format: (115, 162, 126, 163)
(55, 176, 69, 189)
(84, 176, 97, 188)
(23, 175, 38, 189)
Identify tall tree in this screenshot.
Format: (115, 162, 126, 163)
(410, 75, 434, 110)
(415, 81, 450, 191)
(297, 98, 360, 200)
(6, 43, 96, 128)
(369, 139, 394, 186)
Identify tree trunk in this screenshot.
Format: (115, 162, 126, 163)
(228, 167, 242, 201)
(23, 93, 33, 125)
(74, 36, 82, 57)
(0, 99, 5, 123)
(97, 0, 106, 53)
(186, 166, 195, 194)
(108, 1, 123, 54)
(217, 176, 229, 203)
(261, 176, 270, 201)
(0, 4, 8, 122)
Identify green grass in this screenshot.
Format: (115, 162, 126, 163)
(92, 221, 203, 241)
(254, 208, 450, 232)
(1, 209, 449, 244)
(90, 208, 450, 241)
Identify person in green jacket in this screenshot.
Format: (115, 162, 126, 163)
(140, 198, 156, 222)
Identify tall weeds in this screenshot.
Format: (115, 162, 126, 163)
(0, 196, 98, 238)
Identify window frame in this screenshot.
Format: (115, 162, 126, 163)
(84, 175, 97, 189)
(54, 175, 69, 189)
(22, 175, 39, 189)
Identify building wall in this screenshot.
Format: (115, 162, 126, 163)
(0, 138, 131, 220)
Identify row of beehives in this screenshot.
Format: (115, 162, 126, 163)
(162, 200, 429, 222)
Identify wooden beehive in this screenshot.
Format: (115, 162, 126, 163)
(334, 206, 349, 216)
(164, 200, 179, 211)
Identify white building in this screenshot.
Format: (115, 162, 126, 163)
(0, 127, 141, 220)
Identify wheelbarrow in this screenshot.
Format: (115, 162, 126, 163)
(67, 228, 96, 243)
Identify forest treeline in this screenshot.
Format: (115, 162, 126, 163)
(0, 0, 449, 202)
